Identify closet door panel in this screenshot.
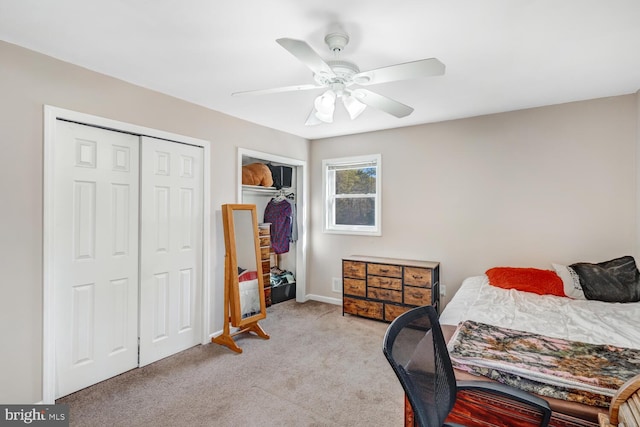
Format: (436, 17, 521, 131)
(139, 137, 203, 366)
(54, 121, 139, 398)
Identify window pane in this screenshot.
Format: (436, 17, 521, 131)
(323, 154, 381, 235)
(336, 198, 375, 226)
(336, 167, 376, 195)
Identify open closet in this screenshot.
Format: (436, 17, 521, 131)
(237, 148, 306, 307)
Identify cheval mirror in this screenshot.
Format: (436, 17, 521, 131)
(212, 204, 269, 353)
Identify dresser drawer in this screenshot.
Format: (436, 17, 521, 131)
(404, 266, 432, 287)
(368, 287, 402, 303)
(258, 225, 270, 236)
(367, 263, 402, 278)
(261, 260, 270, 273)
(368, 275, 402, 290)
(385, 304, 411, 322)
(343, 297, 383, 320)
(260, 247, 270, 260)
(259, 236, 270, 247)
(343, 261, 366, 279)
(343, 278, 366, 297)
(404, 287, 432, 306)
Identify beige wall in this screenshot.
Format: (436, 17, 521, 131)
(0, 41, 309, 403)
(309, 95, 639, 307)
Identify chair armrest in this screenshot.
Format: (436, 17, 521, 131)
(597, 412, 614, 427)
(456, 380, 552, 426)
(609, 373, 640, 425)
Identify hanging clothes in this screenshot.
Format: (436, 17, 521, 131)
(285, 197, 298, 243)
(264, 197, 292, 254)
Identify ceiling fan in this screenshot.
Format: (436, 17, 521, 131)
(233, 31, 445, 126)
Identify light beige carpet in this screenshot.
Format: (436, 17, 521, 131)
(57, 299, 405, 426)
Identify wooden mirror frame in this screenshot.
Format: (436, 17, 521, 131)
(212, 204, 269, 353)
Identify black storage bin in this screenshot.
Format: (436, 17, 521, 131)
(271, 282, 296, 304)
(268, 164, 293, 189)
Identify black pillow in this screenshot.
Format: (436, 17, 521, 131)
(570, 256, 640, 303)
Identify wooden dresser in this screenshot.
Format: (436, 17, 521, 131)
(258, 223, 272, 307)
(342, 256, 440, 322)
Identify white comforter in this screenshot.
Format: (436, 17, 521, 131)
(440, 275, 640, 350)
(239, 278, 261, 317)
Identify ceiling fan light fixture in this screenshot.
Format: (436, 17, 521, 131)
(342, 94, 367, 120)
(315, 109, 334, 123)
(314, 90, 336, 123)
(314, 90, 336, 112)
(305, 108, 323, 126)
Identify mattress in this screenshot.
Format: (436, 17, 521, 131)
(440, 275, 640, 350)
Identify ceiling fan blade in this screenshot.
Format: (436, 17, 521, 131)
(232, 83, 321, 96)
(354, 58, 445, 86)
(352, 89, 414, 118)
(276, 38, 336, 77)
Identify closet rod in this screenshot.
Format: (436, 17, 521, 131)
(242, 185, 293, 195)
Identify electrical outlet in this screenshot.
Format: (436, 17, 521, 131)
(440, 283, 446, 297)
(332, 277, 342, 293)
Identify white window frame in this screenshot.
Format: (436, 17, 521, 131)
(322, 154, 382, 236)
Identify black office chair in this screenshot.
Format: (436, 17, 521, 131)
(383, 305, 552, 427)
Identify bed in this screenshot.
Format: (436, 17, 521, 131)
(432, 268, 640, 427)
(238, 269, 261, 319)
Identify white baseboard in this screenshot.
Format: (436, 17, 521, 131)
(209, 330, 223, 340)
(305, 294, 342, 306)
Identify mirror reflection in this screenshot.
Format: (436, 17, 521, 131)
(234, 210, 261, 319)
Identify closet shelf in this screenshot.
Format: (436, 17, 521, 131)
(242, 185, 290, 194)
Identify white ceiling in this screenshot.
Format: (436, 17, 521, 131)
(1, 0, 639, 140)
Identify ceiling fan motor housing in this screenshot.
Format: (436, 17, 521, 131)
(314, 60, 360, 90)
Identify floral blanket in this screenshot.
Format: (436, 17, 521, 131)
(448, 320, 640, 407)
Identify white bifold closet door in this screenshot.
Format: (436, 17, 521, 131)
(54, 123, 203, 398)
(138, 137, 203, 366)
(54, 122, 140, 398)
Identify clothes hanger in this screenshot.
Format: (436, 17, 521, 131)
(274, 189, 286, 202)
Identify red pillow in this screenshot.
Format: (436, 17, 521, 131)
(486, 267, 566, 297)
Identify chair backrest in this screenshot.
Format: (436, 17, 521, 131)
(609, 373, 640, 427)
(383, 305, 457, 427)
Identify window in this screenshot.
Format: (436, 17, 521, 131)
(323, 154, 381, 236)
